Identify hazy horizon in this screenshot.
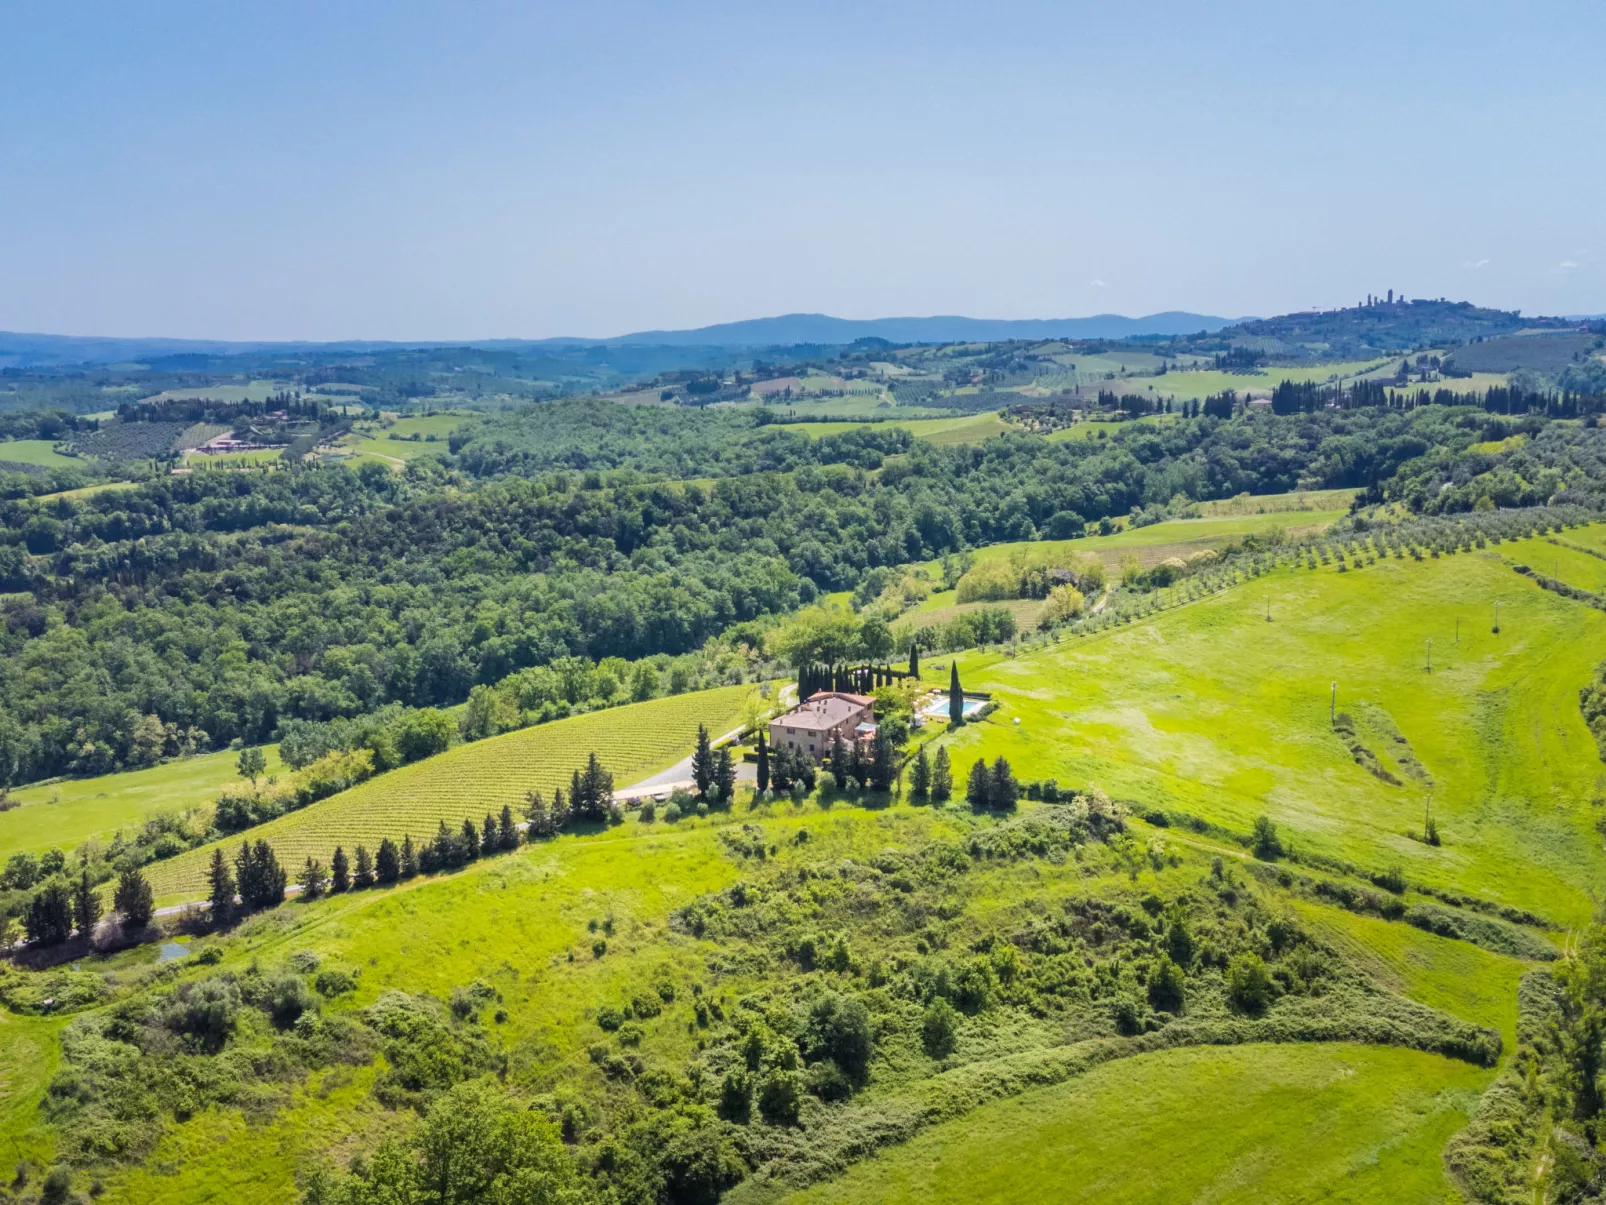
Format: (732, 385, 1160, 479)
(2, 0, 1602, 341)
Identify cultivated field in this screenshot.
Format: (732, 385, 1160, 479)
(142, 685, 757, 901)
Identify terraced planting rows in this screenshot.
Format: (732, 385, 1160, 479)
(143, 684, 757, 901)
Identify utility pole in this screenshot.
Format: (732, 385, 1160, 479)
(1493, 600, 1500, 634)
(1330, 681, 1337, 725)
(1426, 637, 1432, 673)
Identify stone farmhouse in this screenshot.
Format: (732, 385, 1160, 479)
(768, 691, 875, 762)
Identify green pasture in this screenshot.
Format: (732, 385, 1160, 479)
(187, 448, 283, 467)
(36, 480, 140, 502)
(0, 1012, 64, 1173)
(1295, 900, 1527, 1046)
(1196, 487, 1359, 516)
(140, 381, 289, 405)
(1115, 359, 1391, 401)
(788, 1043, 1486, 1205)
(780, 413, 1009, 445)
(0, 439, 84, 468)
(2, 746, 284, 863)
(933, 537, 1606, 925)
(968, 510, 1347, 571)
(142, 685, 757, 902)
(1043, 415, 1175, 442)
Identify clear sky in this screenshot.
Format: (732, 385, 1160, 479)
(1, 0, 1601, 340)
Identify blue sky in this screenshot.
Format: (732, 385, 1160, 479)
(0, 0, 1600, 340)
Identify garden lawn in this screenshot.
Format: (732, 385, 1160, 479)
(933, 544, 1606, 926)
(2, 746, 284, 863)
(786, 1043, 1487, 1205)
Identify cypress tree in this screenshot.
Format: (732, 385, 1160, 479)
(989, 757, 1019, 810)
(331, 846, 350, 893)
(234, 841, 257, 909)
(484, 812, 500, 853)
(73, 868, 102, 939)
(460, 818, 480, 862)
(870, 728, 893, 792)
(353, 844, 374, 889)
(909, 642, 920, 677)
(375, 838, 400, 884)
(551, 786, 570, 830)
(499, 805, 518, 851)
(714, 745, 736, 803)
(756, 729, 770, 793)
(571, 768, 589, 821)
(299, 856, 327, 900)
(400, 834, 418, 878)
(911, 745, 932, 800)
(949, 662, 964, 725)
(966, 759, 992, 808)
(932, 746, 953, 803)
(582, 753, 613, 820)
(209, 847, 237, 924)
(114, 867, 155, 929)
(255, 840, 287, 906)
(25, 880, 73, 946)
(691, 724, 715, 798)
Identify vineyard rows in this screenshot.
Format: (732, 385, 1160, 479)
(145, 683, 757, 900)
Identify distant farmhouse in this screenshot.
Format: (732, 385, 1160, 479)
(769, 691, 875, 762)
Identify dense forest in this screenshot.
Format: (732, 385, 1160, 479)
(1, 399, 1601, 786)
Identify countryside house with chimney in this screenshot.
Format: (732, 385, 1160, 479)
(768, 691, 876, 762)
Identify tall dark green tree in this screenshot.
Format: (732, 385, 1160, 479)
(352, 844, 374, 889)
(949, 662, 964, 725)
(965, 758, 991, 808)
(870, 728, 893, 792)
(208, 847, 236, 923)
(714, 745, 737, 803)
(299, 856, 327, 900)
(932, 746, 952, 803)
(73, 868, 102, 939)
(460, 818, 480, 862)
(330, 846, 350, 893)
(498, 805, 518, 851)
(909, 642, 920, 678)
(910, 744, 932, 800)
(375, 838, 400, 884)
(756, 729, 770, 793)
(988, 757, 1019, 810)
(692, 724, 715, 798)
(114, 867, 155, 929)
(483, 812, 500, 853)
(400, 833, 418, 878)
(25, 880, 73, 946)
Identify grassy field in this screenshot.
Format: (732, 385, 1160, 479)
(0, 1012, 65, 1174)
(781, 413, 1010, 445)
(934, 533, 1606, 925)
(2, 746, 285, 863)
(339, 414, 471, 464)
(1110, 359, 1392, 402)
(142, 685, 757, 902)
(903, 596, 1046, 630)
(139, 381, 289, 404)
(0, 439, 85, 468)
(787, 1043, 1486, 1205)
(37, 479, 140, 502)
(966, 510, 1349, 572)
(1196, 488, 1359, 516)
(1043, 414, 1176, 442)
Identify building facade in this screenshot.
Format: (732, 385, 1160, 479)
(768, 691, 875, 762)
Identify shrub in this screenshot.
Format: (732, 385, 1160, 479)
(922, 998, 958, 1058)
(1251, 815, 1282, 860)
(261, 973, 318, 1029)
(314, 969, 356, 998)
(757, 1069, 803, 1124)
(1147, 957, 1186, 1014)
(1226, 952, 1274, 1015)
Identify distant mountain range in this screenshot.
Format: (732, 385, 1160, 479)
(0, 311, 1239, 368)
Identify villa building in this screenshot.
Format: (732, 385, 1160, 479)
(769, 691, 875, 762)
